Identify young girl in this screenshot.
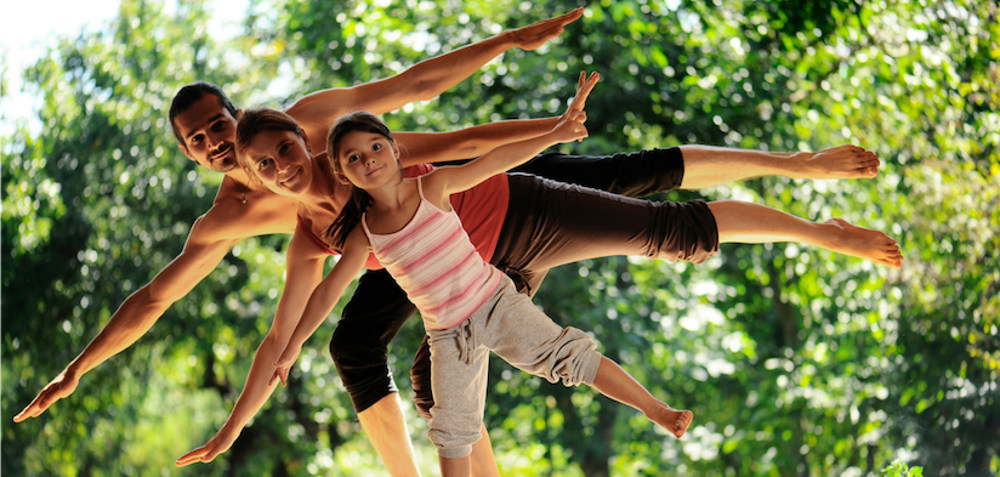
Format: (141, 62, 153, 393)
(271, 87, 694, 475)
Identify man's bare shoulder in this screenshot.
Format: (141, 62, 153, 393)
(284, 88, 357, 135)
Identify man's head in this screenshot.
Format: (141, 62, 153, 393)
(169, 82, 241, 172)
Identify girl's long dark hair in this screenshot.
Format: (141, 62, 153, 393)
(325, 111, 395, 249)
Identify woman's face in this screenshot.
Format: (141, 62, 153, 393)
(335, 130, 399, 190)
(241, 129, 314, 197)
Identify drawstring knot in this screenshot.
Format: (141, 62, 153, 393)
(455, 319, 477, 365)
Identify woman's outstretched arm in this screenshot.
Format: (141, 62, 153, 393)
(174, 229, 356, 466)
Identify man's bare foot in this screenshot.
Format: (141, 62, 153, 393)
(794, 145, 880, 180)
(649, 404, 694, 438)
(821, 218, 903, 268)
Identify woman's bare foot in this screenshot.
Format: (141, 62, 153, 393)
(794, 145, 880, 180)
(649, 404, 694, 438)
(821, 218, 903, 268)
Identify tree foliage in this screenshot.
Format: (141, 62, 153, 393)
(3, 0, 997, 476)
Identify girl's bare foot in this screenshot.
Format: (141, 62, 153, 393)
(822, 218, 903, 268)
(649, 404, 694, 438)
(796, 145, 880, 180)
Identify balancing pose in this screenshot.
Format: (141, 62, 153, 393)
(175, 71, 901, 473)
(273, 107, 692, 475)
(16, 11, 897, 475)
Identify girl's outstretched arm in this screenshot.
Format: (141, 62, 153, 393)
(425, 72, 599, 203)
(394, 71, 599, 167)
(271, 227, 371, 386)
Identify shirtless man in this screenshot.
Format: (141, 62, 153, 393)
(14, 8, 894, 476)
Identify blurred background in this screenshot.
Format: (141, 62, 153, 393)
(2, 0, 997, 475)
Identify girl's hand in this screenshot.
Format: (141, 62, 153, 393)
(558, 71, 601, 127)
(270, 344, 303, 387)
(551, 71, 599, 143)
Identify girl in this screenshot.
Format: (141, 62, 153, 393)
(271, 101, 696, 475)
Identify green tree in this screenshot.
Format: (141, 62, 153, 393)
(3, 0, 996, 476)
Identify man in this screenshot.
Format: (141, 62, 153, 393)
(16, 8, 888, 476)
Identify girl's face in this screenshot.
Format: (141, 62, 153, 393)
(240, 129, 313, 197)
(335, 130, 400, 190)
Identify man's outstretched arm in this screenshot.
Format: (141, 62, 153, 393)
(287, 8, 584, 142)
(14, 213, 244, 422)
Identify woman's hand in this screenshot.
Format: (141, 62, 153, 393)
(175, 425, 239, 467)
(558, 71, 600, 132)
(269, 342, 303, 387)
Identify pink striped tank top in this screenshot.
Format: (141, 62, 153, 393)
(361, 178, 502, 330)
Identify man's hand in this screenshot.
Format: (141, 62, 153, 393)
(14, 371, 80, 422)
(508, 7, 585, 51)
(175, 426, 239, 467)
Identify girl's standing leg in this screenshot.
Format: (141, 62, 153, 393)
(425, 318, 492, 477)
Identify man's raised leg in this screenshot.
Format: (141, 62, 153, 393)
(678, 144, 880, 189)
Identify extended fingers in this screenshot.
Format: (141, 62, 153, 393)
(517, 8, 584, 49)
(270, 364, 290, 387)
(569, 72, 600, 111)
(176, 446, 213, 467)
(13, 402, 38, 422)
(580, 71, 600, 96)
(13, 406, 35, 423)
(547, 7, 584, 28)
(268, 368, 288, 387)
(14, 392, 51, 422)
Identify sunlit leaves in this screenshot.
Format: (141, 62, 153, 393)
(4, 0, 997, 475)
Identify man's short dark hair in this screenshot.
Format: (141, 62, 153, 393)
(169, 81, 239, 146)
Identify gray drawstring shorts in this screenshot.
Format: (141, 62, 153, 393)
(425, 274, 603, 459)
